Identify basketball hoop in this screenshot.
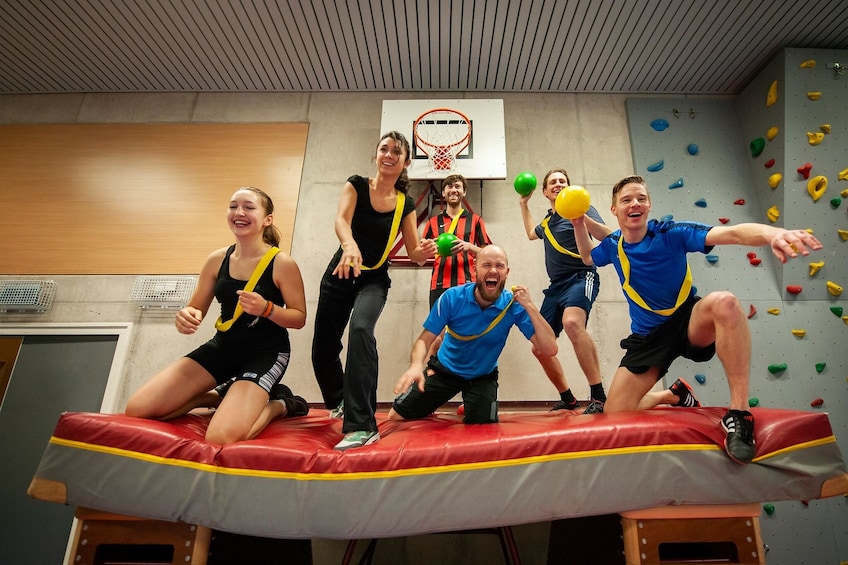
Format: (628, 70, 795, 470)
(413, 108, 472, 172)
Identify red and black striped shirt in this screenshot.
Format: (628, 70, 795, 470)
(423, 210, 492, 291)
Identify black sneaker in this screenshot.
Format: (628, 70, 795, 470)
(582, 399, 605, 415)
(721, 410, 756, 464)
(270, 383, 310, 417)
(669, 378, 701, 407)
(550, 399, 580, 411)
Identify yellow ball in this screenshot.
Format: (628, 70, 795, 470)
(554, 185, 591, 219)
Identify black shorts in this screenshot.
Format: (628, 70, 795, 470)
(619, 296, 715, 380)
(185, 335, 291, 394)
(392, 356, 499, 424)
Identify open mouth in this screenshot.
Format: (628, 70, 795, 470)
(484, 278, 499, 291)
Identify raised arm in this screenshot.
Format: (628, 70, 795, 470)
(518, 192, 541, 240)
(570, 215, 596, 266)
(706, 223, 822, 263)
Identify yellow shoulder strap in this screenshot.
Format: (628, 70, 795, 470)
(215, 246, 280, 332)
(446, 209, 463, 235)
(446, 296, 515, 341)
(540, 216, 581, 258)
(361, 192, 405, 271)
(617, 236, 691, 316)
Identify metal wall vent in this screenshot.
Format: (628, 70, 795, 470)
(131, 276, 196, 309)
(0, 279, 57, 312)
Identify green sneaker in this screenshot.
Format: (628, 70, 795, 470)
(334, 430, 380, 451)
(329, 400, 345, 419)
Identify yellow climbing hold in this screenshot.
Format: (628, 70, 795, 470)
(766, 205, 780, 222)
(820, 124, 832, 134)
(800, 59, 816, 68)
(808, 91, 821, 100)
(807, 176, 827, 201)
(768, 173, 782, 189)
(839, 229, 848, 241)
(809, 260, 824, 276)
(839, 169, 848, 182)
(807, 131, 825, 145)
(767, 80, 778, 106)
(791, 329, 806, 337)
(766, 126, 779, 140)
(843, 316, 848, 325)
(805, 228, 814, 234)
(827, 281, 843, 296)
(767, 308, 781, 315)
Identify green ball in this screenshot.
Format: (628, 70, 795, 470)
(513, 172, 537, 196)
(436, 232, 457, 257)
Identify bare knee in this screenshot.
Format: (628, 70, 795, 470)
(706, 291, 744, 325)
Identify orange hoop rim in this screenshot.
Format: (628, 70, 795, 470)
(412, 107, 472, 152)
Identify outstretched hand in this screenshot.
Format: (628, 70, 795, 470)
(770, 229, 822, 263)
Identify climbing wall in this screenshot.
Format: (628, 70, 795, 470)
(626, 47, 847, 565)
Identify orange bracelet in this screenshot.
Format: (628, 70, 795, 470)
(261, 300, 274, 318)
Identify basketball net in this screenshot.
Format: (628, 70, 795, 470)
(413, 108, 472, 172)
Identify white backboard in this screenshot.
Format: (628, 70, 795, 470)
(381, 99, 507, 180)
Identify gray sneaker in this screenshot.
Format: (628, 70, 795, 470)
(334, 430, 380, 451)
(582, 399, 605, 415)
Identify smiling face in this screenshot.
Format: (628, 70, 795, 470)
(611, 180, 652, 231)
(541, 169, 570, 205)
(228, 188, 272, 236)
(474, 245, 510, 304)
(441, 174, 467, 206)
(374, 133, 411, 177)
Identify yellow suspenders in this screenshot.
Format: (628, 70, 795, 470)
(360, 192, 406, 271)
(540, 215, 581, 258)
(617, 236, 692, 316)
(214, 246, 280, 332)
(446, 296, 515, 341)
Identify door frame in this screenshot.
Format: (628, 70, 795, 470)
(0, 322, 133, 413)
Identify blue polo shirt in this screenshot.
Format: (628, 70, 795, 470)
(425, 283, 536, 379)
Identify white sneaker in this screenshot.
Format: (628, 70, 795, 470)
(334, 430, 380, 451)
(329, 400, 344, 419)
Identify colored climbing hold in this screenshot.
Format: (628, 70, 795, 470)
(820, 124, 832, 134)
(791, 329, 806, 337)
(807, 176, 827, 201)
(718, 218, 730, 224)
(786, 285, 802, 295)
(831, 306, 844, 317)
(748, 397, 759, 407)
(669, 178, 684, 189)
(826, 281, 843, 296)
(766, 126, 778, 140)
(763, 503, 775, 515)
(647, 160, 664, 172)
(706, 254, 719, 264)
(839, 229, 848, 241)
(811, 398, 824, 408)
(843, 188, 848, 198)
(687, 143, 698, 155)
(747, 304, 756, 319)
(800, 59, 816, 68)
(830, 197, 841, 208)
(767, 308, 781, 315)
(768, 363, 787, 374)
(650, 118, 670, 131)
(750, 137, 765, 157)
(750, 257, 762, 266)
(764, 158, 775, 168)
(694, 198, 707, 208)
(807, 131, 825, 145)
(809, 260, 824, 276)
(747, 252, 757, 259)
(797, 162, 813, 179)
(840, 168, 848, 181)
(734, 199, 745, 205)
(768, 173, 782, 189)
(695, 374, 706, 385)
(766, 80, 778, 106)
(815, 363, 826, 373)
(659, 214, 673, 222)
(807, 91, 821, 100)
(766, 205, 780, 222)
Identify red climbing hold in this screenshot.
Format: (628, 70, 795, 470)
(810, 398, 824, 407)
(748, 305, 757, 319)
(719, 217, 730, 224)
(734, 199, 745, 205)
(750, 258, 762, 266)
(786, 285, 803, 295)
(797, 162, 813, 179)
(765, 159, 775, 168)
(747, 252, 757, 259)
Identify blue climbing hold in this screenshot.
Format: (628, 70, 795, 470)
(647, 160, 664, 172)
(651, 118, 670, 131)
(706, 254, 719, 264)
(669, 177, 684, 189)
(687, 143, 699, 155)
(694, 374, 706, 385)
(694, 198, 707, 208)
(659, 214, 674, 222)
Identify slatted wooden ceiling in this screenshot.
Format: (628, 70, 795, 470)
(1, 0, 846, 95)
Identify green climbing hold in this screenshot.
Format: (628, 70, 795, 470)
(748, 397, 760, 408)
(815, 363, 826, 373)
(831, 306, 844, 317)
(750, 137, 766, 157)
(831, 197, 842, 209)
(768, 363, 787, 375)
(763, 503, 775, 515)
